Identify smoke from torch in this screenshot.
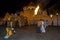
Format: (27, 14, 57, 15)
(34, 5, 39, 16)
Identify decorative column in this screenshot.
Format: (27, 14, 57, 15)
(56, 13, 58, 26)
(50, 14, 53, 26)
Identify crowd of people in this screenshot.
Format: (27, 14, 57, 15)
(0, 13, 49, 39)
(0, 13, 28, 39)
(36, 19, 48, 33)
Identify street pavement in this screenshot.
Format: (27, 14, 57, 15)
(0, 26, 60, 40)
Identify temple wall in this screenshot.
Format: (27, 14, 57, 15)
(21, 10, 60, 26)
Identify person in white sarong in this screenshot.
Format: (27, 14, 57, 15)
(40, 21, 46, 33)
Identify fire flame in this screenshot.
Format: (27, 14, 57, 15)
(34, 5, 39, 16)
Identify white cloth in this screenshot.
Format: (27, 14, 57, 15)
(41, 21, 46, 33)
(12, 28, 14, 30)
(4, 35, 9, 39)
(10, 22, 13, 27)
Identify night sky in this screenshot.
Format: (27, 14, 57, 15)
(0, 0, 60, 17)
(0, 0, 33, 17)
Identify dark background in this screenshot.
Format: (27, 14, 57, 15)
(0, 0, 60, 17)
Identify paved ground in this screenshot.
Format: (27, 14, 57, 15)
(0, 25, 60, 40)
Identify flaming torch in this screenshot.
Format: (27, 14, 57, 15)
(34, 5, 39, 16)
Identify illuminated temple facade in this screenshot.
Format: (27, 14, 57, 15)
(3, 5, 60, 26)
(21, 5, 60, 26)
